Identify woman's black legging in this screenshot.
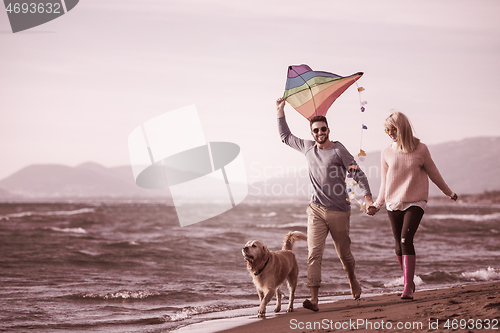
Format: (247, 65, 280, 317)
(387, 206, 425, 256)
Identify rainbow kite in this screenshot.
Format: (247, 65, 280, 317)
(283, 64, 363, 120)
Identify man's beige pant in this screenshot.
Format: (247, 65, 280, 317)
(306, 203, 355, 287)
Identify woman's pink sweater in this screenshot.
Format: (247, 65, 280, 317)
(375, 142, 452, 206)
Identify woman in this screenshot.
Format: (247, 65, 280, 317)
(367, 111, 457, 300)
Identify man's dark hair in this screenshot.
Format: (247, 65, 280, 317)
(310, 115, 328, 128)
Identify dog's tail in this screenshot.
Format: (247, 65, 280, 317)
(282, 231, 307, 251)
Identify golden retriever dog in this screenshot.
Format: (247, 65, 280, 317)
(242, 231, 307, 318)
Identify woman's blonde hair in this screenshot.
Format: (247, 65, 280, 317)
(384, 110, 420, 153)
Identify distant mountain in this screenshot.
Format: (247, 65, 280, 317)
(0, 137, 498, 201)
(0, 187, 16, 198)
(425, 136, 500, 195)
(0, 162, 170, 200)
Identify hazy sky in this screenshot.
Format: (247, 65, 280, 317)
(1, 0, 499, 181)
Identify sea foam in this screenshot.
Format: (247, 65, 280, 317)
(427, 212, 500, 222)
(256, 222, 305, 229)
(461, 267, 500, 281)
(4, 208, 95, 219)
(48, 227, 87, 234)
(384, 275, 424, 288)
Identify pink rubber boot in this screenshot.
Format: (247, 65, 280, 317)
(401, 255, 416, 300)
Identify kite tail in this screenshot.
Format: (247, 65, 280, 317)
(356, 82, 368, 160)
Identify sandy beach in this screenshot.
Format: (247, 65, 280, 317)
(176, 282, 500, 333)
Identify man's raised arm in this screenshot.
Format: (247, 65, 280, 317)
(277, 97, 307, 153)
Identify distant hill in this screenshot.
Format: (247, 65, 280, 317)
(0, 162, 170, 201)
(0, 187, 16, 198)
(0, 137, 498, 201)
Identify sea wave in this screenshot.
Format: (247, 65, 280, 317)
(166, 304, 237, 322)
(461, 267, 500, 281)
(420, 270, 458, 283)
(71, 290, 162, 300)
(47, 227, 87, 234)
(105, 240, 141, 248)
(247, 211, 278, 218)
(384, 275, 424, 288)
(383, 267, 500, 288)
(427, 212, 500, 222)
(77, 249, 101, 256)
(256, 222, 306, 229)
(3, 208, 95, 219)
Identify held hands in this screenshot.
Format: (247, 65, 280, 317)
(366, 205, 380, 216)
(364, 195, 379, 216)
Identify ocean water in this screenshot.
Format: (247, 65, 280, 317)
(1, 200, 499, 332)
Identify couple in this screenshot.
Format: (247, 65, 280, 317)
(276, 97, 457, 311)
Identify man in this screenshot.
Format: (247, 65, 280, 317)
(276, 97, 373, 311)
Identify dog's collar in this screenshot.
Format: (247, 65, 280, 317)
(254, 257, 270, 276)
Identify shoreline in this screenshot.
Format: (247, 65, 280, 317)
(174, 281, 500, 333)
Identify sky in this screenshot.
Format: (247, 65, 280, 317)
(1, 0, 499, 182)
